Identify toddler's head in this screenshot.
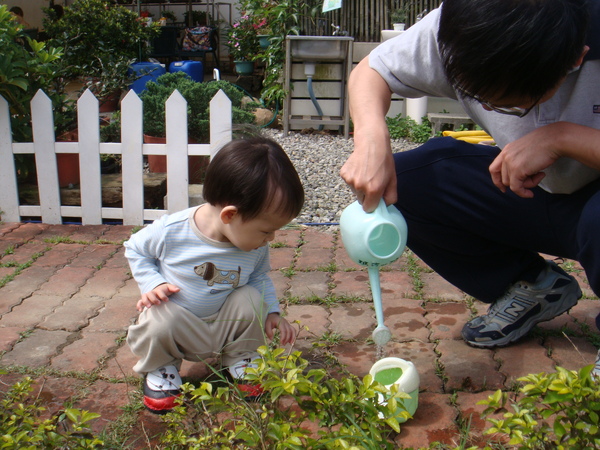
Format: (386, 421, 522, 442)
(203, 137, 304, 222)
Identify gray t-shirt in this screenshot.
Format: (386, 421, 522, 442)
(369, 7, 600, 194)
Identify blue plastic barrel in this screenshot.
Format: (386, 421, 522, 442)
(169, 60, 204, 83)
(129, 62, 166, 94)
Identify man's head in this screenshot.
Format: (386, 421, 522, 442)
(438, 0, 590, 107)
(203, 137, 305, 222)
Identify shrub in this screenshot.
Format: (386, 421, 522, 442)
(480, 365, 600, 449)
(43, 0, 159, 78)
(140, 72, 256, 142)
(160, 345, 411, 449)
(0, 374, 103, 449)
(386, 114, 432, 143)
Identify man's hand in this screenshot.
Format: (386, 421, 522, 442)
(264, 313, 295, 346)
(489, 125, 560, 198)
(340, 130, 397, 212)
(137, 283, 180, 311)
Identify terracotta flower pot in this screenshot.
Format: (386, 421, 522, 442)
(56, 129, 80, 187)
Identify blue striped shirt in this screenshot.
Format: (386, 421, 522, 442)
(124, 207, 278, 318)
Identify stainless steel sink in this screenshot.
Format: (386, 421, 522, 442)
(288, 35, 354, 61)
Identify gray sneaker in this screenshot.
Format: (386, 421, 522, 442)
(462, 260, 582, 348)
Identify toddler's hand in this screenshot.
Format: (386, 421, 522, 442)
(137, 283, 180, 311)
(265, 313, 295, 346)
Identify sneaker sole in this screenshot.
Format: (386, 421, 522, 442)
(464, 283, 582, 349)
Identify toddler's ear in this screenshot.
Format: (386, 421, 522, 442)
(220, 205, 239, 224)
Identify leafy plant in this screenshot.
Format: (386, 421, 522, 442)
(226, 14, 260, 62)
(160, 345, 411, 448)
(0, 5, 75, 180)
(390, 1, 414, 25)
(43, 0, 160, 96)
(238, 0, 302, 107)
(183, 10, 210, 27)
(0, 373, 103, 448)
(161, 10, 178, 23)
(386, 113, 432, 143)
(139, 72, 256, 142)
(480, 365, 600, 449)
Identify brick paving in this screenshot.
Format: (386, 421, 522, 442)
(0, 221, 598, 448)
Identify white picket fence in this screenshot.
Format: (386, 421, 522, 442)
(0, 88, 232, 225)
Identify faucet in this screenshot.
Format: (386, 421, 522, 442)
(331, 23, 348, 36)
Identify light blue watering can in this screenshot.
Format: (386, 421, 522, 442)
(340, 199, 408, 345)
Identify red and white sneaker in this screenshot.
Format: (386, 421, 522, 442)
(143, 365, 182, 414)
(228, 358, 264, 400)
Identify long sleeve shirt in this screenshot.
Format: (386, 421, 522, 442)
(124, 206, 279, 318)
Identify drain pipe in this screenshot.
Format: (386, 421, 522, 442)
(305, 62, 324, 131)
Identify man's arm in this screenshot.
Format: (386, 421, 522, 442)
(340, 56, 397, 212)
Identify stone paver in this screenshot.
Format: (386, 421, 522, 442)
(0, 222, 598, 449)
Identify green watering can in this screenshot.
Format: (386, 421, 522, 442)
(340, 199, 408, 346)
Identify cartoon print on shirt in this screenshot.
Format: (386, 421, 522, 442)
(194, 262, 241, 289)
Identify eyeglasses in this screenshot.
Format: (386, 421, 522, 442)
(457, 88, 537, 118)
(477, 100, 535, 118)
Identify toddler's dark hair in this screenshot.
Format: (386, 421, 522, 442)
(203, 137, 305, 221)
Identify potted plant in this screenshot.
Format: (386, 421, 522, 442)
(390, 2, 412, 31)
(255, 17, 272, 49)
(161, 10, 177, 24)
(183, 10, 209, 27)
(0, 5, 75, 184)
(390, 8, 408, 31)
(43, 0, 160, 104)
(136, 72, 257, 182)
(226, 14, 260, 75)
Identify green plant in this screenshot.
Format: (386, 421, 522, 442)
(183, 10, 209, 27)
(43, 0, 160, 85)
(0, 5, 75, 181)
(226, 13, 260, 62)
(139, 72, 256, 142)
(390, 1, 413, 24)
(480, 365, 600, 449)
(0, 374, 103, 448)
(386, 113, 432, 143)
(161, 10, 177, 22)
(160, 345, 410, 448)
(239, 0, 302, 107)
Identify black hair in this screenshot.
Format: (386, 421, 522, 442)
(10, 7, 24, 17)
(203, 137, 305, 221)
(438, 0, 590, 102)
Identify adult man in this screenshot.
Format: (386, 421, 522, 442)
(341, 0, 600, 360)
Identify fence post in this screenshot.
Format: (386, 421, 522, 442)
(121, 90, 145, 225)
(78, 89, 102, 225)
(165, 90, 190, 213)
(32, 90, 61, 224)
(209, 90, 232, 158)
(0, 97, 20, 223)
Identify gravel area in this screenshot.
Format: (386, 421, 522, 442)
(261, 128, 418, 224)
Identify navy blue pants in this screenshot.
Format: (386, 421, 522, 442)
(393, 137, 600, 305)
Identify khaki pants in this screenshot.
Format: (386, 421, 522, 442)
(127, 285, 268, 374)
